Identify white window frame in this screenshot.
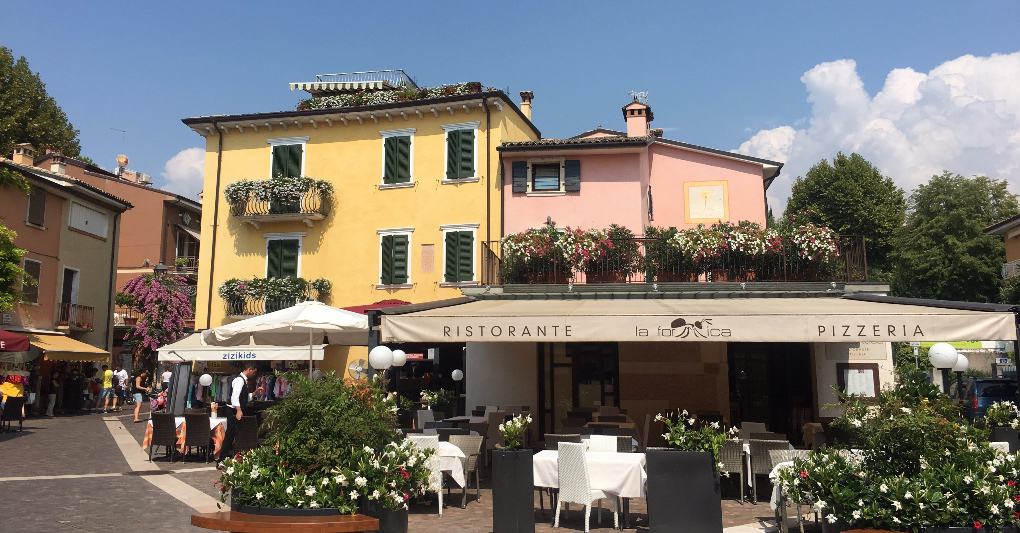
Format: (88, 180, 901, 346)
(527, 158, 566, 195)
(442, 121, 481, 183)
(25, 186, 46, 229)
(267, 136, 309, 177)
(263, 232, 305, 277)
(22, 258, 41, 305)
(379, 128, 416, 189)
(67, 201, 109, 239)
(376, 227, 414, 288)
(440, 223, 480, 286)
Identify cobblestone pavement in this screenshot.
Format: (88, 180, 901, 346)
(1, 409, 796, 532)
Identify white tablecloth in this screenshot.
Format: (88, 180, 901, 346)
(533, 450, 646, 499)
(147, 416, 227, 430)
(407, 438, 467, 488)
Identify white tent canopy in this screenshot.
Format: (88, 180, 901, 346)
(201, 300, 369, 347)
(158, 333, 325, 362)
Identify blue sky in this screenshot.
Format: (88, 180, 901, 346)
(4, 1, 1019, 209)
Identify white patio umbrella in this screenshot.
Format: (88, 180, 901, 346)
(201, 301, 369, 377)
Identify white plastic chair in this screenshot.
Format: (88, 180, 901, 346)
(407, 434, 444, 516)
(585, 434, 617, 452)
(554, 442, 618, 532)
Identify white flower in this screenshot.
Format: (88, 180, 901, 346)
(991, 503, 1001, 514)
(892, 500, 902, 510)
(286, 486, 294, 495)
(309, 501, 319, 509)
(900, 407, 912, 414)
(710, 421, 720, 429)
(371, 489, 381, 500)
(349, 490, 359, 500)
(255, 492, 264, 500)
(852, 510, 862, 520)
(892, 517, 901, 524)
(687, 418, 696, 426)
(717, 462, 724, 470)
(335, 474, 347, 486)
(408, 456, 417, 467)
(919, 502, 925, 510)
(850, 419, 862, 428)
(879, 483, 888, 493)
(904, 491, 912, 500)
(964, 475, 974, 484)
(364, 445, 374, 453)
(305, 486, 316, 497)
(980, 485, 991, 495)
(1005, 498, 1015, 510)
(857, 499, 864, 507)
(355, 476, 367, 487)
(249, 469, 259, 479)
(813, 500, 826, 511)
(655, 414, 664, 422)
(826, 514, 837, 524)
(226, 467, 235, 475)
(321, 478, 329, 486)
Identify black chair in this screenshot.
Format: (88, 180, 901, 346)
(596, 414, 628, 423)
(1, 397, 25, 432)
(183, 413, 212, 462)
(149, 413, 179, 462)
(544, 433, 582, 450)
(234, 416, 259, 452)
(615, 435, 635, 453)
(424, 420, 454, 430)
(603, 426, 638, 438)
(436, 427, 470, 441)
(471, 409, 485, 417)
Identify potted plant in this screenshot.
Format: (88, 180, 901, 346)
(218, 278, 249, 316)
(354, 441, 434, 533)
(309, 278, 332, 301)
(646, 410, 733, 532)
(723, 221, 767, 282)
(584, 225, 640, 283)
(115, 292, 137, 325)
(419, 389, 452, 419)
(174, 257, 190, 271)
(492, 413, 535, 533)
(644, 226, 693, 282)
(501, 224, 570, 284)
(670, 225, 726, 281)
(983, 401, 1020, 452)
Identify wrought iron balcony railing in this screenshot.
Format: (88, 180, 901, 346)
(221, 277, 330, 317)
(57, 302, 95, 331)
(230, 188, 331, 228)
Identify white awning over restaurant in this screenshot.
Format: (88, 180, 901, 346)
(380, 296, 1018, 344)
(157, 333, 325, 362)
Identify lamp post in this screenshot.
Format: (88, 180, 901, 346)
(153, 262, 169, 276)
(928, 342, 959, 394)
(452, 369, 464, 417)
(369, 345, 394, 381)
(952, 353, 970, 400)
(390, 349, 407, 397)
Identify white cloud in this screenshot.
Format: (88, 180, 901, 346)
(736, 52, 1020, 213)
(161, 147, 205, 197)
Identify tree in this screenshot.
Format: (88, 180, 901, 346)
(1001, 276, 1020, 304)
(121, 272, 192, 368)
(0, 46, 82, 159)
(890, 172, 1019, 302)
(785, 153, 906, 274)
(0, 224, 27, 312)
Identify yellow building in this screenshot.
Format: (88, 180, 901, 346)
(182, 71, 539, 370)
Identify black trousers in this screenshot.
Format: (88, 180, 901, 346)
(221, 407, 237, 459)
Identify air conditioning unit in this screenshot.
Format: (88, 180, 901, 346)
(137, 173, 152, 185)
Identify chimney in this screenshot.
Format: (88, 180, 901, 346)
(49, 155, 66, 175)
(11, 143, 36, 166)
(622, 98, 654, 137)
(519, 91, 534, 120)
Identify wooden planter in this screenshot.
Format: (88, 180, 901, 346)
(122, 317, 138, 326)
(359, 499, 408, 533)
(230, 490, 343, 516)
(990, 427, 1019, 452)
(645, 448, 722, 533)
(491, 448, 535, 533)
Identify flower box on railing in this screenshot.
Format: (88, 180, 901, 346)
(219, 277, 331, 316)
(225, 176, 333, 228)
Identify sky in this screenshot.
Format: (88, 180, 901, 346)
(4, 1, 1019, 212)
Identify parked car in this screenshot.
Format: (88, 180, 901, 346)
(964, 378, 1020, 421)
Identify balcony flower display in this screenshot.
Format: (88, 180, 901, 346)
(790, 223, 840, 262)
(219, 277, 332, 315)
(225, 176, 334, 216)
(298, 82, 489, 111)
(501, 223, 570, 283)
(557, 227, 612, 272)
(583, 224, 641, 282)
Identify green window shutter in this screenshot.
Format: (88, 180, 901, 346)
(272, 144, 302, 177)
(384, 138, 399, 184)
(458, 130, 474, 178)
(391, 235, 408, 283)
(444, 231, 459, 282)
(267, 239, 299, 278)
(457, 231, 474, 282)
(446, 131, 460, 180)
(511, 161, 528, 192)
(380, 235, 394, 284)
(384, 136, 411, 183)
(564, 159, 581, 192)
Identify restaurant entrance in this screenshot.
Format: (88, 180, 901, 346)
(728, 343, 814, 444)
(539, 342, 620, 434)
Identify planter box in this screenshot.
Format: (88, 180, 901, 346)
(585, 270, 629, 283)
(491, 448, 535, 533)
(645, 448, 722, 533)
(990, 427, 1019, 452)
(525, 270, 570, 284)
(359, 499, 408, 533)
(656, 270, 697, 282)
(230, 490, 342, 516)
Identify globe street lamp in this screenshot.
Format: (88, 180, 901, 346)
(369, 345, 394, 372)
(928, 342, 959, 394)
(390, 349, 407, 397)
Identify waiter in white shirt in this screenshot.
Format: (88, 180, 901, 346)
(221, 364, 263, 459)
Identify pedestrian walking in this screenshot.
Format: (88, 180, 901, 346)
(133, 369, 152, 423)
(63, 370, 83, 414)
(98, 365, 115, 413)
(160, 367, 173, 394)
(46, 371, 59, 416)
(112, 365, 129, 411)
(220, 364, 263, 459)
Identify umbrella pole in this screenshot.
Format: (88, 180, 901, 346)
(308, 330, 313, 379)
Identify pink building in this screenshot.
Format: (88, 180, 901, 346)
(499, 97, 782, 235)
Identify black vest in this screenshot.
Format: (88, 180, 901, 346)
(235, 374, 250, 411)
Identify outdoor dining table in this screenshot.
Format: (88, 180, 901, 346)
(141, 416, 228, 459)
(584, 420, 637, 430)
(533, 449, 646, 528)
(442, 415, 488, 425)
(406, 436, 467, 487)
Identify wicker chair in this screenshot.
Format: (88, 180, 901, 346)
(407, 435, 443, 516)
(424, 420, 454, 430)
(149, 413, 179, 462)
(585, 434, 617, 452)
(749, 439, 793, 502)
(0, 397, 25, 432)
(436, 427, 470, 441)
(739, 422, 768, 440)
(416, 409, 435, 429)
(719, 440, 746, 501)
(544, 433, 581, 450)
(554, 442, 618, 531)
(751, 432, 787, 441)
(183, 413, 212, 462)
(448, 434, 484, 507)
(233, 416, 259, 452)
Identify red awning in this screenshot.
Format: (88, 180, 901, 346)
(0, 330, 30, 352)
(342, 299, 411, 315)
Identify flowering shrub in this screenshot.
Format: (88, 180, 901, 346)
(217, 446, 358, 512)
(419, 389, 452, 409)
(777, 368, 1020, 529)
(225, 176, 333, 215)
(984, 401, 1020, 429)
(602, 224, 641, 273)
(557, 227, 613, 271)
(298, 82, 489, 111)
(657, 409, 739, 474)
(349, 441, 434, 511)
(218, 277, 331, 303)
(501, 223, 569, 278)
(723, 221, 767, 257)
(790, 223, 839, 261)
(500, 413, 532, 450)
(669, 225, 726, 267)
(121, 272, 192, 351)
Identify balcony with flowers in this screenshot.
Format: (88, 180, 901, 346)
(218, 277, 332, 317)
(225, 175, 333, 228)
(483, 221, 866, 286)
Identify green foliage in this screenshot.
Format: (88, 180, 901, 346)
(890, 172, 1020, 302)
(348, 440, 434, 510)
(216, 446, 358, 512)
(224, 176, 333, 214)
(0, 166, 30, 194)
(0, 47, 82, 159)
(982, 401, 1020, 429)
(0, 223, 26, 312)
(298, 82, 488, 111)
(604, 224, 641, 274)
(1002, 276, 1020, 305)
(114, 291, 136, 308)
(658, 409, 739, 473)
(499, 413, 532, 450)
(218, 277, 331, 303)
(785, 153, 906, 273)
(261, 372, 399, 474)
